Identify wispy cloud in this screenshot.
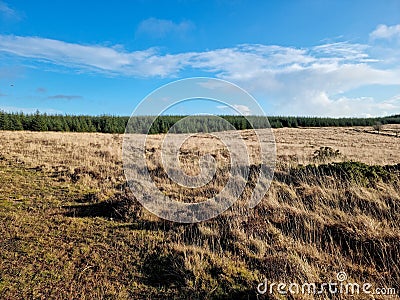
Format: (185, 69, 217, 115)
(0, 35, 190, 77)
(36, 87, 47, 93)
(0, 24, 399, 117)
(48, 94, 82, 100)
(370, 24, 400, 41)
(0, 1, 20, 20)
(136, 18, 195, 38)
(311, 42, 374, 63)
(1, 35, 387, 81)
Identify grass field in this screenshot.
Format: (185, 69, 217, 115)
(0, 126, 399, 299)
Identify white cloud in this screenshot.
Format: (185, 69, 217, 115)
(273, 92, 400, 118)
(136, 18, 195, 38)
(216, 104, 251, 115)
(0, 35, 191, 77)
(0, 24, 399, 117)
(232, 104, 251, 115)
(1, 35, 392, 84)
(311, 42, 375, 63)
(370, 24, 400, 41)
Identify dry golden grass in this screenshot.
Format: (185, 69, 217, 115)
(1, 125, 398, 173)
(274, 125, 400, 165)
(0, 127, 399, 299)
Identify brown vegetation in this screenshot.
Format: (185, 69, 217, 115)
(0, 127, 399, 299)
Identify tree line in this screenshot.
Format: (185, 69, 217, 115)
(0, 110, 399, 134)
(0, 110, 129, 133)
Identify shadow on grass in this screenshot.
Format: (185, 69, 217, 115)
(62, 195, 139, 221)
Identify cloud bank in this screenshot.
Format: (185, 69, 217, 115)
(0, 24, 399, 117)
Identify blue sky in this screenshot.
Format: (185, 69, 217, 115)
(0, 0, 399, 117)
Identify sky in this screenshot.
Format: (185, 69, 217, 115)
(0, 0, 399, 117)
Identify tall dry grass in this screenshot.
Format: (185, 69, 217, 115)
(0, 128, 399, 299)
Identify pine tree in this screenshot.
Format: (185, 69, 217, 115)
(11, 115, 23, 130)
(31, 110, 47, 131)
(0, 113, 11, 130)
